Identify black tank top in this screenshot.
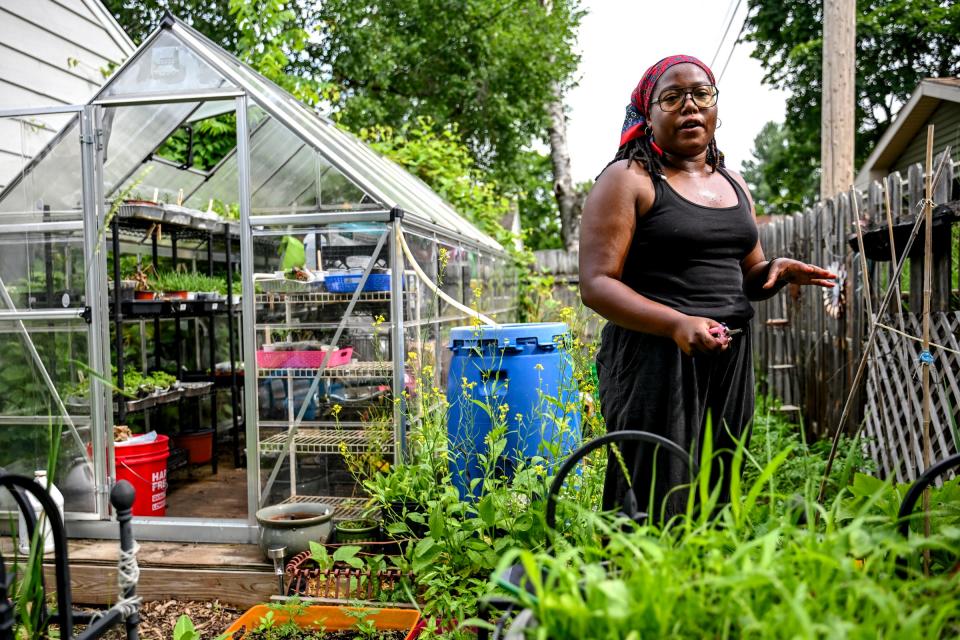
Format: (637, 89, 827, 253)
(620, 167, 757, 324)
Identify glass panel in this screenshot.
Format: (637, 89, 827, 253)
(102, 102, 199, 197)
(0, 317, 94, 514)
(317, 154, 369, 210)
(251, 144, 316, 211)
(103, 31, 234, 97)
(439, 240, 464, 319)
(118, 160, 206, 206)
(187, 111, 376, 213)
(0, 114, 83, 221)
(0, 318, 90, 418)
(0, 228, 87, 310)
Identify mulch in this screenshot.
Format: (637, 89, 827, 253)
(89, 599, 240, 640)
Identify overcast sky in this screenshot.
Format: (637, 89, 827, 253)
(565, 0, 791, 183)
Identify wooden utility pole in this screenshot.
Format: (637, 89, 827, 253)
(821, 0, 856, 201)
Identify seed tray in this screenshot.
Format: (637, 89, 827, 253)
(118, 203, 165, 222)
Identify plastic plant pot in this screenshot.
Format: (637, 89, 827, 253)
(173, 428, 214, 464)
(333, 518, 381, 544)
(163, 290, 188, 300)
(220, 604, 420, 639)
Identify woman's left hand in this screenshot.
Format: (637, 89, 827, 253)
(764, 258, 837, 289)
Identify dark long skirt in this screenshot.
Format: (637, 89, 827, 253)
(596, 322, 754, 520)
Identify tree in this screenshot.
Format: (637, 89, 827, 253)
(104, 0, 584, 251)
(742, 121, 816, 216)
(743, 0, 960, 205)
(358, 118, 511, 246)
(316, 1, 583, 179)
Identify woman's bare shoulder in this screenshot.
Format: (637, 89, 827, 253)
(589, 159, 656, 214)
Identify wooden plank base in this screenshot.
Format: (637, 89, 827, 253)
(4, 538, 278, 608)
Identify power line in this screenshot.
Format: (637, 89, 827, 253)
(717, 4, 748, 84)
(709, 0, 743, 69)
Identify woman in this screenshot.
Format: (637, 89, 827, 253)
(579, 55, 835, 517)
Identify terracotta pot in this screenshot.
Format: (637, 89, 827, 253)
(221, 604, 420, 639)
(134, 290, 157, 301)
(163, 290, 188, 300)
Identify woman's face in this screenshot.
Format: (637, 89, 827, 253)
(648, 63, 718, 158)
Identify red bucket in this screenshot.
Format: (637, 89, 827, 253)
(115, 435, 170, 516)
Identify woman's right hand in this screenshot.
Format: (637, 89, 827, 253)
(670, 315, 729, 355)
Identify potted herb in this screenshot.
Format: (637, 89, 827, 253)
(363, 463, 438, 539)
(333, 518, 381, 544)
(151, 270, 190, 299)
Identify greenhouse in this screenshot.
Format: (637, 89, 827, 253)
(0, 13, 515, 543)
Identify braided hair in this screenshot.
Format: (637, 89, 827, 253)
(606, 133, 725, 180)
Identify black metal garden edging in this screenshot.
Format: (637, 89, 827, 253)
(545, 430, 698, 533)
(480, 430, 698, 640)
(897, 453, 960, 539)
(0, 473, 142, 640)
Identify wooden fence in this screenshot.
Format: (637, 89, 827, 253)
(754, 151, 960, 481)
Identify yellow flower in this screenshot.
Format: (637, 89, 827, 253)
(331, 404, 343, 417)
(534, 363, 544, 371)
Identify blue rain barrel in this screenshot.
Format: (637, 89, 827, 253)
(446, 322, 581, 499)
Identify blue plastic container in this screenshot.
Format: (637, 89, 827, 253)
(446, 322, 581, 499)
(325, 271, 392, 293)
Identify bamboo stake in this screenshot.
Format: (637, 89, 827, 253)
(921, 125, 934, 572)
(882, 183, 906, 331)
(851, 190, 873, 316)
(816, 149, 952, 504)
(883, 180, 914, 477)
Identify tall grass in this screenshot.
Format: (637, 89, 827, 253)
(493, 412, 960, 639)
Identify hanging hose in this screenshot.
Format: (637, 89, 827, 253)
(396, 227, 499, 327)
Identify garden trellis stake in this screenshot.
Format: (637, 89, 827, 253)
(920, 126, 935, 569)
(817, 138, 951, 505)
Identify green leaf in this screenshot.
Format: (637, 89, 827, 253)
(332, 545, 364, 569)
(477, 494, 497, 526)
(309, 541, 331, 570)
(173, 615, 199, 640)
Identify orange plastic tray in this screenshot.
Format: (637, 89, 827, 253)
(221, 605, 420, 639)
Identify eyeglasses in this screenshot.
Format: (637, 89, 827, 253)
(654, 85, 719, 112)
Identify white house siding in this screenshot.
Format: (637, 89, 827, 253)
(0, 0, 133, 189)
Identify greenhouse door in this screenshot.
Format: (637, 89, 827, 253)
(0, 105, 112, 520)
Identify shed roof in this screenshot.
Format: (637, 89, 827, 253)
(856, 78, 960, 187)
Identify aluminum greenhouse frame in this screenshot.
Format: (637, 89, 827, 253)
(0, 13, 515, 543)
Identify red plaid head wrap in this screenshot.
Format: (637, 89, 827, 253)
(619, 55, 717, 148)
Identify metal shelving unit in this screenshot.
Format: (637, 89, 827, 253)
(256, 361, 392, 380)
(259, 428, 393, 455)
(252, 225, 402, 508)
(109, 206, 244, 473)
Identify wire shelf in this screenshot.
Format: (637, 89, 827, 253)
(257, 361, 393, 380)
(255, 291, 392, 305)
(259, 428, 394, 455)
(278, 495, 372, 521)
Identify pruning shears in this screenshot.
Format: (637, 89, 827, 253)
(708, 323, 742, 339)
